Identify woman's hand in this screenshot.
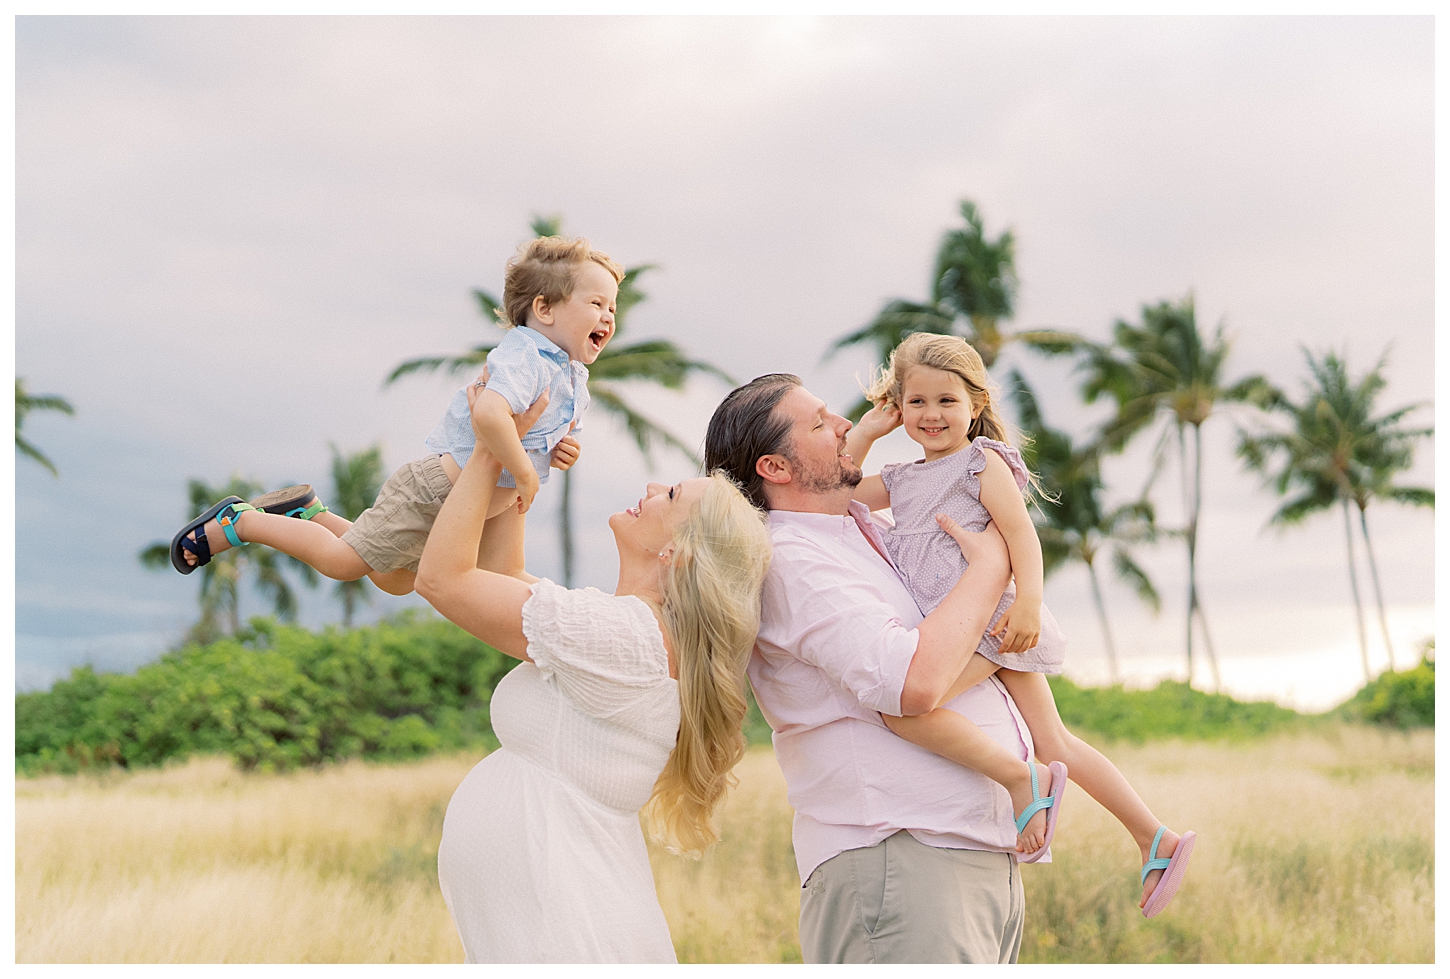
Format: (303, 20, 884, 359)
(990, 600, 1041, 654)
(466, 368, 550, 440)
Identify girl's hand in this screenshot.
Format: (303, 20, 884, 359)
(991, 600, 1041, 654)
(855, 403, 902, 443)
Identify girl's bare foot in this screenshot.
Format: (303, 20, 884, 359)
(1006, 761, 1054, 855)
(1139, 827, 1182, 908)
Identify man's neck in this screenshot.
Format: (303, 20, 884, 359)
(764, 487, 855, 516)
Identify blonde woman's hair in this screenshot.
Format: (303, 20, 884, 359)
(865, 332, 1044, 497)
(642, 471, 773, 857)
(495, 236, 625, 330)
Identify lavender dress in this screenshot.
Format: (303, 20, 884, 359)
(879, 436, 1066, 674)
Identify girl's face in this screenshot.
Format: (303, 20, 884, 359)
(900, 365, 978, 461)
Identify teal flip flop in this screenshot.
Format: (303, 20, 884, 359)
(1141, 827, 1197, 918)
(1015, 759, 1068, 864)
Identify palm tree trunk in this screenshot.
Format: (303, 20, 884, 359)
(560, 467, 575, 587)
(1190, 423, 1222, 692)
(343, 586, 355, 629)
(1341, 498, 1372, 683)
(1177, 426, 1196, 687)
(1085, 557, 1120, 685)
(1357, 503, 1396, 672)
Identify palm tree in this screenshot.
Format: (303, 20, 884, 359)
(1238, 348, 1433, 680)
(1008, 370, 1160, 684)
(329, 443, 386, 627)
(827, 200, 1080, 419)
(16, 378, 74, 476)
(1076, 295, 1273, 691)
(388, 215, 732, 585)
(140, 477, 316, 644)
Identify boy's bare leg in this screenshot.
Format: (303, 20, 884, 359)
(180, 509, 373, 580)
(297, 508, 414, 595)
(997, 669, 1183, 909)
(882, 653, 1056, 855)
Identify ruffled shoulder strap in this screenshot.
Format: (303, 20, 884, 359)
(520, 579, 673, 718)
(878, 461, 908, 492)
(964, 436, 1030, 491)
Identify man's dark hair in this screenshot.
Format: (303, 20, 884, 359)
(704, 373, 802, 511)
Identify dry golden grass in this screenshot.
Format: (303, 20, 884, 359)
(15, 724, 1434, 963)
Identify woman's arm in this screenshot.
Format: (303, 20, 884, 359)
(415, 387, 550, 661)
(976, 449, 1044, 654)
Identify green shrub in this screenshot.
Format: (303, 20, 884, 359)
(1046, 675, 1307, 743)
(1339, 653, 1435, 730)
(15, 611, 515, 776)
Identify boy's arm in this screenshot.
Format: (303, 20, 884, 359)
(472, 389, 541, 512)
(977, 450, 1044, 653)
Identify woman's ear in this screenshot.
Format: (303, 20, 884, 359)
(531, 294, 554, 326)
(658, 544, 675, 564)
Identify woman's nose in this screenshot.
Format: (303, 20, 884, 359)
(645, 482, 666, 497)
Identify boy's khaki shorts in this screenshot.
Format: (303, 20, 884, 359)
(342, 455, 455, 574)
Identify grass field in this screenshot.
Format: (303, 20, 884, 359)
(15, 724, 1433, 963)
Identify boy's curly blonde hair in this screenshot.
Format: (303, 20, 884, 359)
(496, 236, 624, 330)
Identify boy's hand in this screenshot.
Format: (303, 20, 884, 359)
(855, 403, 902, 443)
(990, 600, 1041, 654)
(514, 468, 540, 514)
(550, 434, 581, 471)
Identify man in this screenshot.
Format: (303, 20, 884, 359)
(705, 373, 1038, 964)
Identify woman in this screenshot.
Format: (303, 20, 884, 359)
(415, 381, 772, 964)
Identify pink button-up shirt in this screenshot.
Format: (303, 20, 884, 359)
(750, 500, 1037, 885)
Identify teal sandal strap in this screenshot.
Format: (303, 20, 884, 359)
(1014, 764, 1056, 833)
(215, 502, 258, 548)
(1141, 826, 1171, 883)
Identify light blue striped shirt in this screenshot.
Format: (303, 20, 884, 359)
(424, 326, 589, 472)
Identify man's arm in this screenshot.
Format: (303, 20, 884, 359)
(898, 515, 1012, 715)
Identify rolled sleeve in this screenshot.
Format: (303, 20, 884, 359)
(485, 342, 552, 414)
(767, 538, 919, 716)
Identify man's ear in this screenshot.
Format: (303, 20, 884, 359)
(756, 453, 792, 487)
(531, 294, 554, 326)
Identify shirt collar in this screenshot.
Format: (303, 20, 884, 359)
(513, 325, 571, 367)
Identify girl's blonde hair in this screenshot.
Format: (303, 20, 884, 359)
(642, 471, 773, 858)
(495, 236, 624, 329)
(865, 332, 1044, 497)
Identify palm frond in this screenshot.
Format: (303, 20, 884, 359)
(589, 383, 701, 469)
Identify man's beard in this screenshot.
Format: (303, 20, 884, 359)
(787, 447, 863, 494)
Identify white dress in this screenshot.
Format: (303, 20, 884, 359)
(436, 579, 681, 963)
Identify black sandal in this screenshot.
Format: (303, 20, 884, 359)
(170, 496, 245, 575)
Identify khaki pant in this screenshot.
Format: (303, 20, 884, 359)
(799, 831, 1024, 964)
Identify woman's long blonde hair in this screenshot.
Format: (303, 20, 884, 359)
(642, 471, 772, 858)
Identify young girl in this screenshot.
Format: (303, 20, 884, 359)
(845, 331, 1196, 919)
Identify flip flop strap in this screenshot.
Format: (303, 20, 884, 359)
(216, 503, 258, 548)
(1141, 826, 1171, 883)
(1014, 765, 1054, 834)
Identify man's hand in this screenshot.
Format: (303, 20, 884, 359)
(550, 434, 581, 471)
(990, 600, 1041, 654)
(936, 512, 1011, 578)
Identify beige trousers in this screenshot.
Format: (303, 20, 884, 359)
(798, 830, 1025, 964)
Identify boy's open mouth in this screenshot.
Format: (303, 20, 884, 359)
(588, 330, 609, 352)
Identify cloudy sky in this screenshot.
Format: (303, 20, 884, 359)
(12, 15, 1435, 708)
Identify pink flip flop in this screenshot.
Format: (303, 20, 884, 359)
(1141, 828, 1197, 918)
(1016, 760, 1068, 864)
